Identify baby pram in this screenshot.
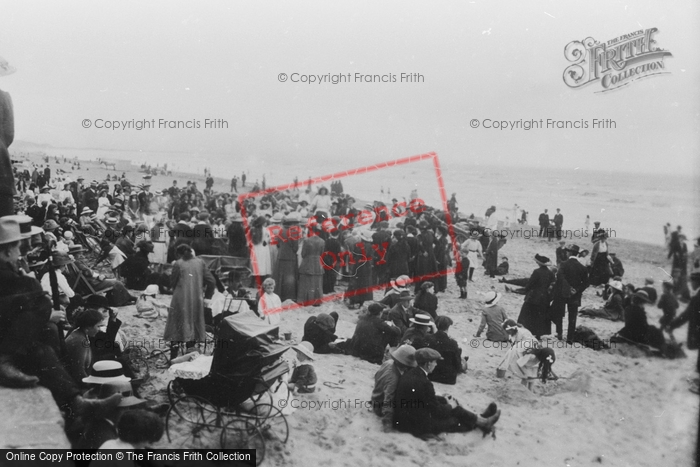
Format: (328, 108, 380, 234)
(166, 312, 291, 465)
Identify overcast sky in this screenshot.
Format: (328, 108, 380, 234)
(0, 0, 698, 176)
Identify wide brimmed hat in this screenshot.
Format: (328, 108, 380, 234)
(534, 254, 551, 266)
(610, 280, 623, 292)
(397, 290, 414, 302)
(566, 244, 580, 255)
(470, 231, 479, 238)
(317, 186, 329, 195)
(51, 254, 74, 267)
(483, 291, 501, 307)
(359, 230, 374, 242)
(97, 380, 145, 408)
(81, 207, 94, 215)
(105, 217, 119, 225)
(502, 318, 519, 332)
(270, 212, 284, 224)
(4, 215, 43, 238)
(82, 360, 131, 384)
(415, 348, 443, 364)
(391, 345, 417, 368)
(391, 275, 410, 289)
(633, 290, 652, 303)
(189, 206, 200, 212)
(293, 341, 315, 360)
(143, 284, 160, 296)
(42, 219, 60, 231)
(282, 212, 301, 224)
(409, 313, 433, 326)
(0, 217, 23, 245)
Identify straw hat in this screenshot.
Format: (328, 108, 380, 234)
(42, 219, 60, 231)
(0, 218, 22, 245)
(283, 212, 301, 224)
(81, 207, 94, 215)
(359, 230, 374, 242)
(4, 214, 43, 238)
(390, 275, 410, 289)
(483, 291, 501, 307)
(409, 313, 433, 326)
(144, 284, 160, 296)
(293, 341, 315, 360)
(609, 280, 623, 292)
(82, 360, 131, 384)
(391, 345, 417, 368)
(632, 290, 652, 303)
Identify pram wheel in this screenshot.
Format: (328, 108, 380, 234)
(220, 419, 265, 466)
(248, 403, 289, 444)
(151, 349, 171, 369)
(166, 395, 221, 448)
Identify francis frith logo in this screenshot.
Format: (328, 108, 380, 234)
(563, 28, 672, 93)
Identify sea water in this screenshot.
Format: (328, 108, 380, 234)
(35, 147, 697, 246)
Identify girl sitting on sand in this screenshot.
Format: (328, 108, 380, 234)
(580, 280, 625, 321)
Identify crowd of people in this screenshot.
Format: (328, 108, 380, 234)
(1, 148, 699, 445)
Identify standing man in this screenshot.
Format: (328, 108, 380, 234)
(241, 172, 246, 188)
(0, 57, 16, 217)
(551, 244, 589, 342)
(554, 208, 564, 241)
(230, 176, 238, 193)
(538, 209, 549, 239)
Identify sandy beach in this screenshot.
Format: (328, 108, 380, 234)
(10, 149, 697, 466)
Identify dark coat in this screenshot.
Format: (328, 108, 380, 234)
(349, 314, 400, 364)
(0, 90, 15, 199)
(556, 258, 589, 306)
(425, 330, 463, 385)
(387, 304, 415, 336)
(414, 230, 437, 278)
(518, 265, 555, 337)
(413, 291, 438, 321)
(393, 367, 454, 436)
(302, 316, 337, 354)
(669, 291, 700, 350)
(191, 223, 214, 256)
(119, 253, 151, 290)
(538, 212, 549, 227)
(386, 239, 411, 278)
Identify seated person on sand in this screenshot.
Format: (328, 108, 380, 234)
(639, 277, 657, 304)
(64, 308, 107, 384)
(302, 311, 341, 354)
(413, 282, 438, 321)
(40, 253, 76, 307)
(475, 291, 509, 342)
(118, 240, 158, 290)
(496, 319, 542, 390)
(616, 290, 666, 349)
(75, 380, 150, 449)
(494, 257, 509, 276)
(288, 341, 317, 394)
(345, 303, 400, 363)
(379, 275, 410, 309)
(425, 316, 469, 385)
(580, 280, 625, 321)
(393, 348, 501, 439)
(98, 408, 164, 451)
(657, 280, 679, 330)
(371, 344, 417, 432)
(385, 290, 417, 335)
(399, 313, 435, 350)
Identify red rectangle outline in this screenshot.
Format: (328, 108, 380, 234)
(240, 152, 460, 315)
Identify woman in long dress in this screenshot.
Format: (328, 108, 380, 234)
(251, 216, 272, 281)
(590, 231, 612, 286)
(297, 224, 325, 305)
(273, 213, 300, 302)
(346, 230, 375, 308)
(164, 244, 216, 359)
(517, 254, 555, 339)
